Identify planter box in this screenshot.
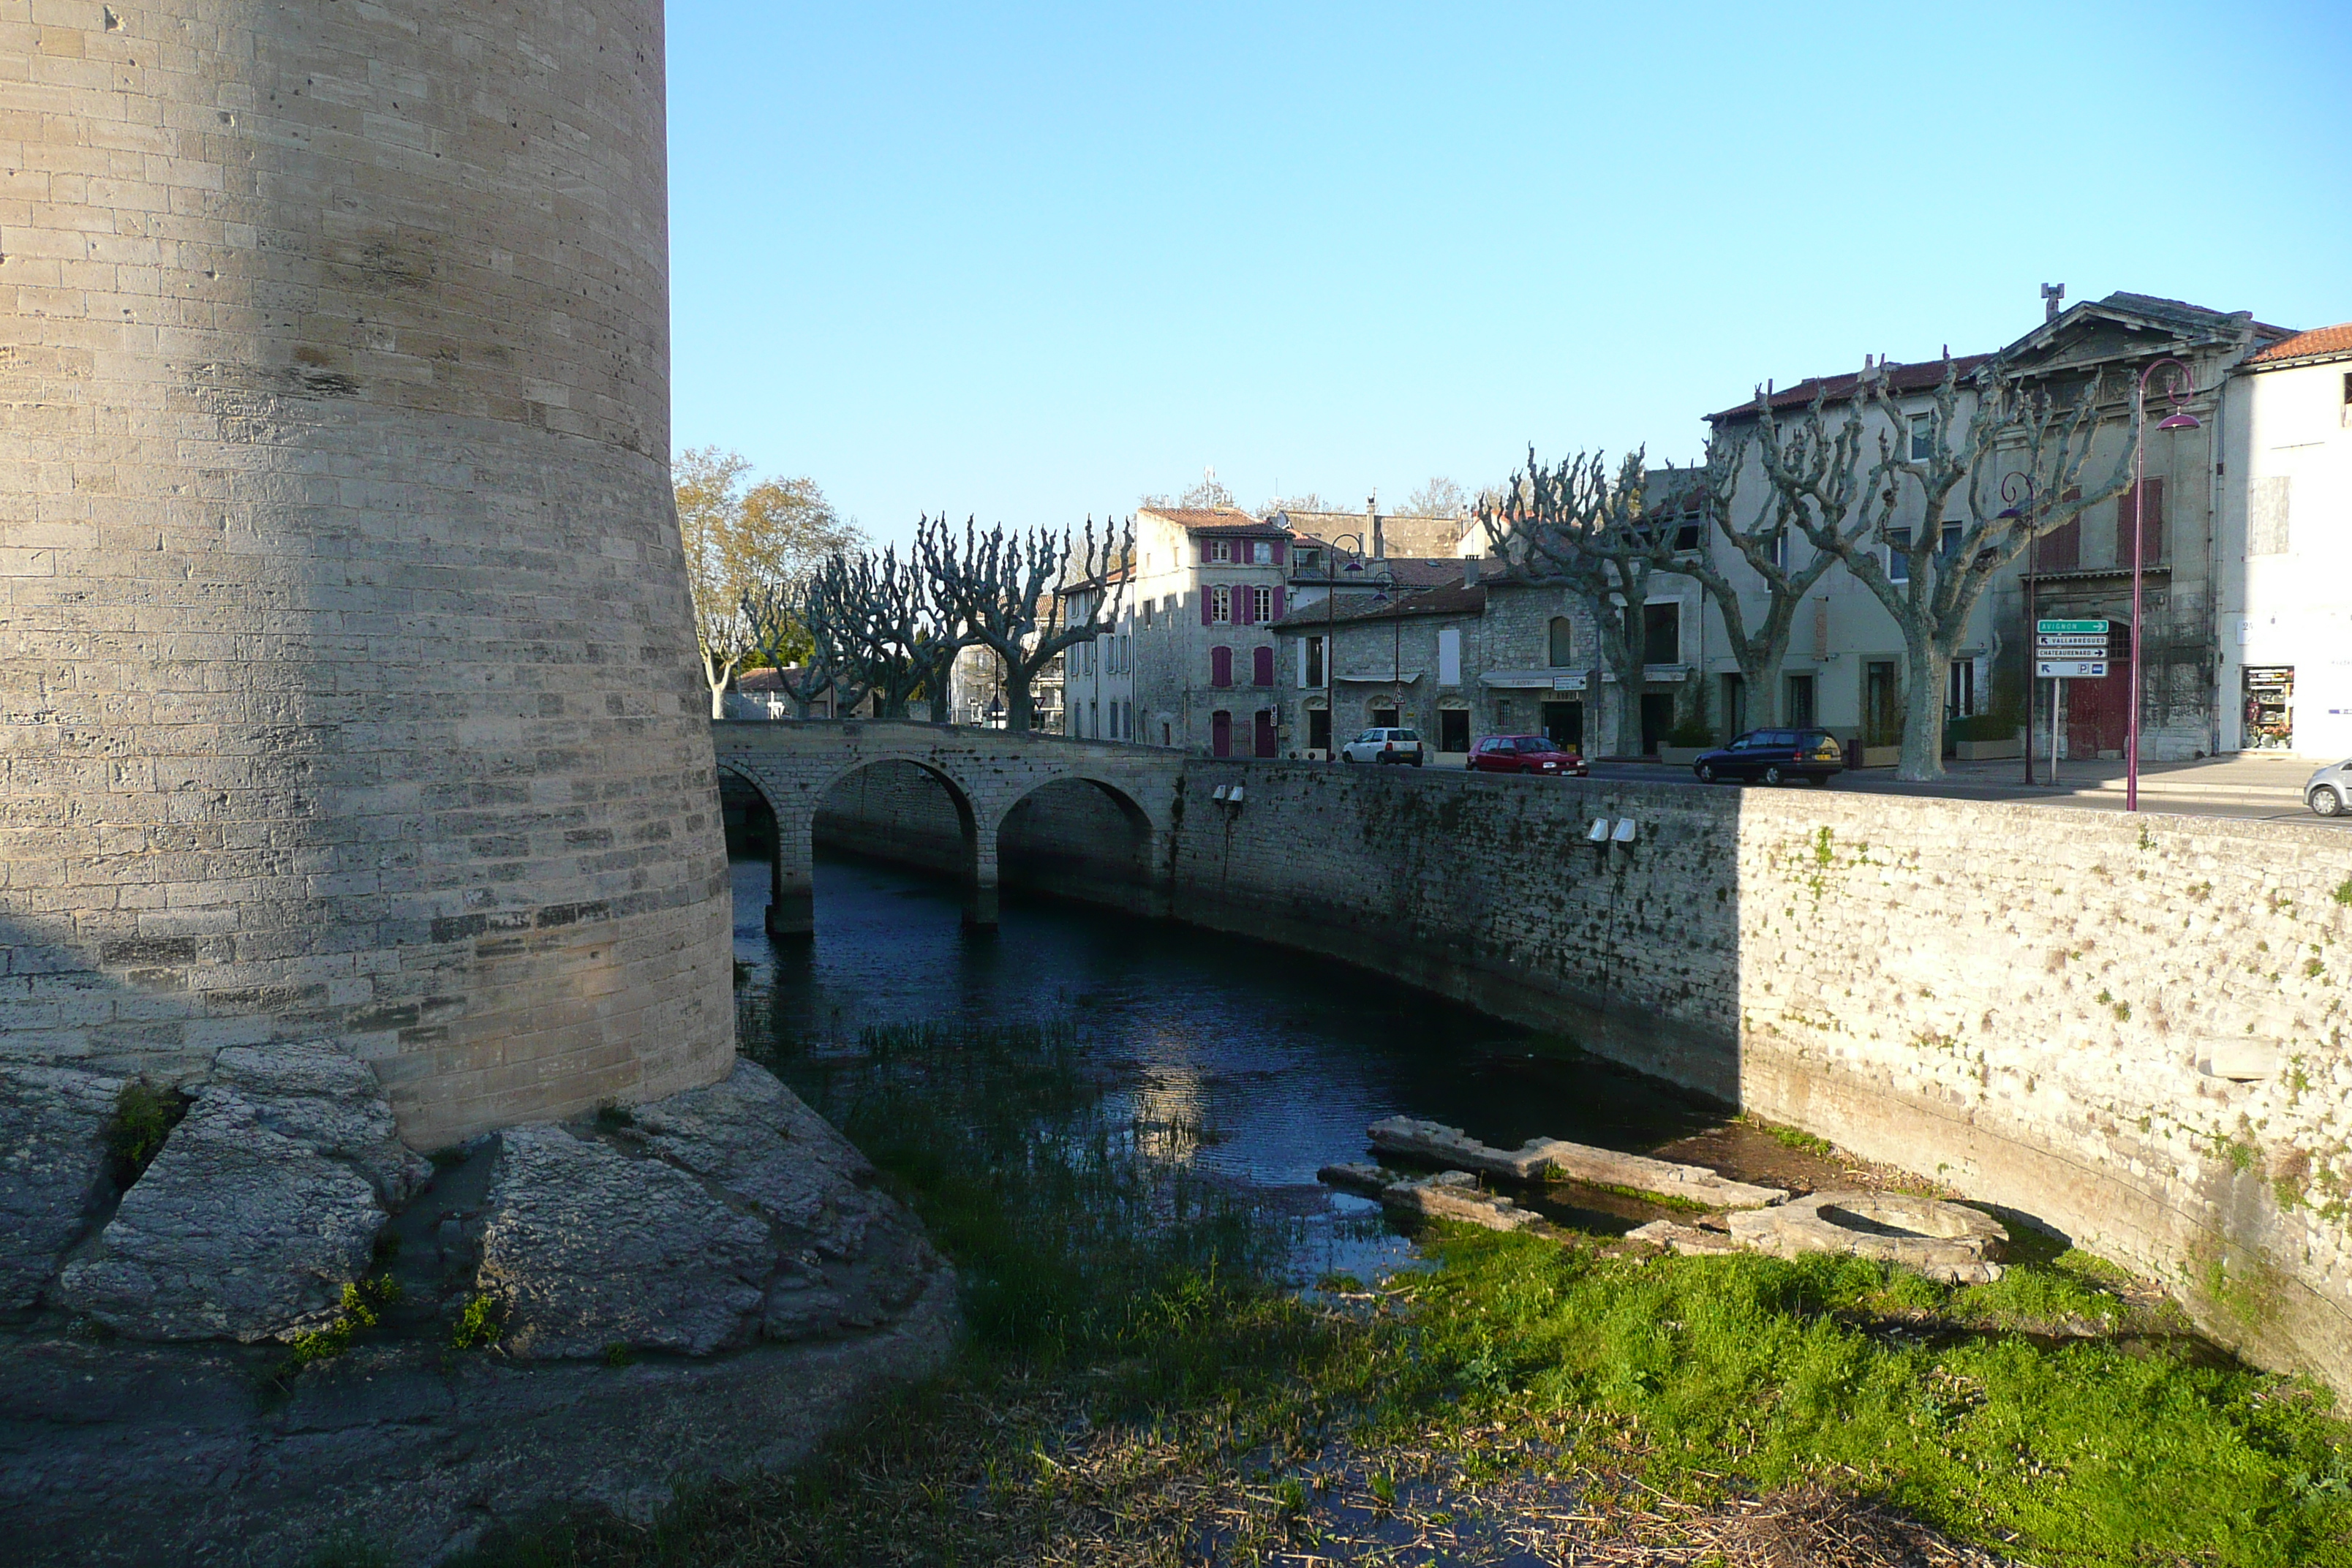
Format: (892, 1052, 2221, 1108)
(1954, 733, 2024, 761)
(1859, 744, 1902, 769)
(1656, 746, 1707, 766)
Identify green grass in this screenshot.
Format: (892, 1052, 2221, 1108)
(452, 1013, 2352, 1568)
(105, 1077, 188, 1182)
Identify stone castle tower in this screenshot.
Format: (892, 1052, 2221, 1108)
(1, 0, 734, 1147)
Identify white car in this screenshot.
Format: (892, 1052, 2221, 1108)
(2308, 758, 2352, 818)
(1340, 727, 1425, 765)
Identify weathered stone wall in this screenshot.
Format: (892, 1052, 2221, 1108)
(1161, 761, 2352, 1392)
(0, 1, 733, 1148)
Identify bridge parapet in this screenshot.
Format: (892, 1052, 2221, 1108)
(712, 721, 1187, 931)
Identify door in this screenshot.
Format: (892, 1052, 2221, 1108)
(2067, 637, 2133, 759)
(1307, 708, 1330, 753)
(1439, 709, 1470, 754)
(1863, 661, 1900, 747)
(1254, 709, 1278, 758)
(1784, 672, 1816, 728)
(1640, 692, 1675, 755)
(1540, 701, 1583, 750)
(1210, 709, 1232, 758)
(1371, 705, 1399, 730)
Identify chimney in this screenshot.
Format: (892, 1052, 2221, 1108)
(2042, 282, 2065, 323)
(1368, 492, 1384, 559)
(1462, 556, 1480, 587)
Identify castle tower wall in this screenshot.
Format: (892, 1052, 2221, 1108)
(0, 0, 734, 1147)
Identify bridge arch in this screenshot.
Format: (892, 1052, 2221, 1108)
(995, 774, 1162, 917)
(707, 719, 1185, 935)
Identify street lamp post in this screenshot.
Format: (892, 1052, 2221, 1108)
(2125, 358, 2202, 813)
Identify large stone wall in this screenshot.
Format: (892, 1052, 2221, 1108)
(0, 1, 733, 1147)
(1165, 763, 2352, 1392)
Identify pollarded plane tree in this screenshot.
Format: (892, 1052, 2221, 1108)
(1477, 447, 1663, 761)
(829, 541, 970, 720)
(739, 557, 875, 720)
(1648, 426, 1844, 731)
(920, 514, 1133, 733)
(1756, 356, 2136, 780)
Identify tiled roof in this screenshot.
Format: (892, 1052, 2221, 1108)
(2247, 322, 2352, 366)
(1269, 583, 1486, 631)
(1708, 354, 1997, 423)
(1139, 506, 1283, 535)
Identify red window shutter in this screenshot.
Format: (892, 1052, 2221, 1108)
(1270, 586, 1286, 619)
(2117, 480, 2163, 566)
(1253, 646, 1274, 686)
(1210, 645, 1232, 687)
(1200, 589, 1213, 627)
(1270, 539, 1287, 565)
(1199, 540, 1212, 565)
(2038, 518, 2080, 570)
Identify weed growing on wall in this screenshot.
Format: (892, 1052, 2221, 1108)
(104, 1078, 189, 1185)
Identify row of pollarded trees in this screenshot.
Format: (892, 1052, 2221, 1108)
(1478, 355, 2146, 781)
(676, 449, 1133, 731)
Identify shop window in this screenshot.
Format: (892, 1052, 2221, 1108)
(1548, 617, 1575, 667)
(1642, 601, 1680, 665)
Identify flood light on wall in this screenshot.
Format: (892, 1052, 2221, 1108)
(1586, 818, 1610, 843)
(1227, 785, 1245, 806)
(1611, 818, 1638, 843)
(1212, 785, 1229, 802)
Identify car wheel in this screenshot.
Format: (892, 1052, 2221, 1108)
(1695, 761, 1715, 783)
(1342, 752, 1357, 764)
(1763, 764, 1784, 785)
(2315, 785, 2345, 818)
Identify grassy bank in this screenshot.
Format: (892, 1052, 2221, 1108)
(450, 1018, 2352, 1567)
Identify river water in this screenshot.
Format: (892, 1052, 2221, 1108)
(733, 852, 1749, 1280)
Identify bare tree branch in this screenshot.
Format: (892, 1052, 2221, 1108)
(921, 516, 1134, 731)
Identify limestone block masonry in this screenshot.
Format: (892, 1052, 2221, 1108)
(0, 1, 734, 1146)
(1167, 763, 2352, 1396)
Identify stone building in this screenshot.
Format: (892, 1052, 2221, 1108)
(1700, 293, 2293, 762)
(1271, 571, 1610, 760)
(2219, 321, 2352, 758)
(1093, 505, 1292, 754)
(0, 2, 734, 1148)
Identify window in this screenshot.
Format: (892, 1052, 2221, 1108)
(1251, 540, 1273, 564)
(1548, 617, 1575, 667)
(1947, 657, 1976, 719)
(1768, 531, 1787, 570)
(1371, 706, 1399, 730)
(1940, 522, 1963, 557)
(1209, 540, 1232, 563)
(1211, 585, 1232, 623)
(1119, 633, 1130, 672)
(1295, 546, 1323, 571)
(1142, 599, 1153, 628)
(1908, 412, 1934, 461)
(1673, 518, 1703, 552)
(1642, 601, 1680, 666)
(2117, 478, 2165, 566)
(1885, 527, 1911, 584)
(1304, 635, 1325, 688)
(1253, 585, 1273, 622)
(1210, 645, 1233, 687)
(1495, 698, 1514, 728)
(1252, 646, 1275, 687)
(1784, 672, 1815, 727)
(1162, 594, 1176, 615)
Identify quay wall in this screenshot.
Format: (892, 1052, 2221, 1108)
(811, 748, 2352, 1392)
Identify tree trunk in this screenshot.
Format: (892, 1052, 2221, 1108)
(709, 681, 727, 720)
(1896, 637, 1949, 782)
(1002, 664, 1035, 732)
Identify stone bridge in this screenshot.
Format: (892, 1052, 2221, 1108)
(711, 720, 1188, 932)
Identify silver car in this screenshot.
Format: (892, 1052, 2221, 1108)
(2309, 759, 2352, 818)
(1339, 727, 1425, 765)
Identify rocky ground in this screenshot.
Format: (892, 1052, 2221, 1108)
(0, 1052, 954, 1567)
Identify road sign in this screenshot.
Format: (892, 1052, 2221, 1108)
(2036, 633, 2108, 646)
(2038, 659, 2107, 678)
(2038, 618, 2108, 636)
(2036, 638, 2108, 653)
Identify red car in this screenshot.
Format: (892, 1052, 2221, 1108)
(1466, 734, 1588, 777)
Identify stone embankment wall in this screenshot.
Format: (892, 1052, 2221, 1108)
(814, 753, 2352, 1392)
(0, 1, 733, 1148)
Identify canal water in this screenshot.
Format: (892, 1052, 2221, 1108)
(733, 851, 1744, 1281)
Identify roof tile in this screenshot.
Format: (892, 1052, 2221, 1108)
(2247, 323, 2352, 366)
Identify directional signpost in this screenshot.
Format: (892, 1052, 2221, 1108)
(2033, 619, 2108, 783)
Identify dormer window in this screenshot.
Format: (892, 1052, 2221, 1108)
(1294, 546, 1322, 572)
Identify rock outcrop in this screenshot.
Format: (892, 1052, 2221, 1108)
(478, 1061, 940, 1358)
(0, 1063, 124, 1309)
(59, 1088, 387, 1341)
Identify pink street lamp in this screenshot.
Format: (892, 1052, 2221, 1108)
(2125, 358, 2202, 813)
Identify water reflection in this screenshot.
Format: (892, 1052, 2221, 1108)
(736, 852, 1725, 1279)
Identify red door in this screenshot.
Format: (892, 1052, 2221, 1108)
(1254, 709, 1278, 757)
(1210, 709, 1232, 757)
(2064, 633, 2132, 759)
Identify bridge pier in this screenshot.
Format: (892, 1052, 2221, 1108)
(766, 837, 815, 938)
(965, 840, 1000, 928)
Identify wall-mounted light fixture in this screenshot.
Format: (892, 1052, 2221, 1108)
(1611, 818, 1638, 844)
(1586, 818, 1610, 843)
(1212, 784, 1230, 802)
(1227, 785, 1245, 806)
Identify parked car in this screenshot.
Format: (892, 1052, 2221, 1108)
(2308, 758, 2352, 818)
(1691, 728, 1846, 785)
(1466, 734, 1588, 777)
(1340, 727, 1425, 765)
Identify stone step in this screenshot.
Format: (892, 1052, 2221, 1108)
(1365, 1117, 1788, 1209)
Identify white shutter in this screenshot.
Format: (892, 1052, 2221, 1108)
(1439, 627, 1462, 687)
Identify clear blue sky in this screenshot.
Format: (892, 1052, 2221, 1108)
(666, 1, 2352, 544)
